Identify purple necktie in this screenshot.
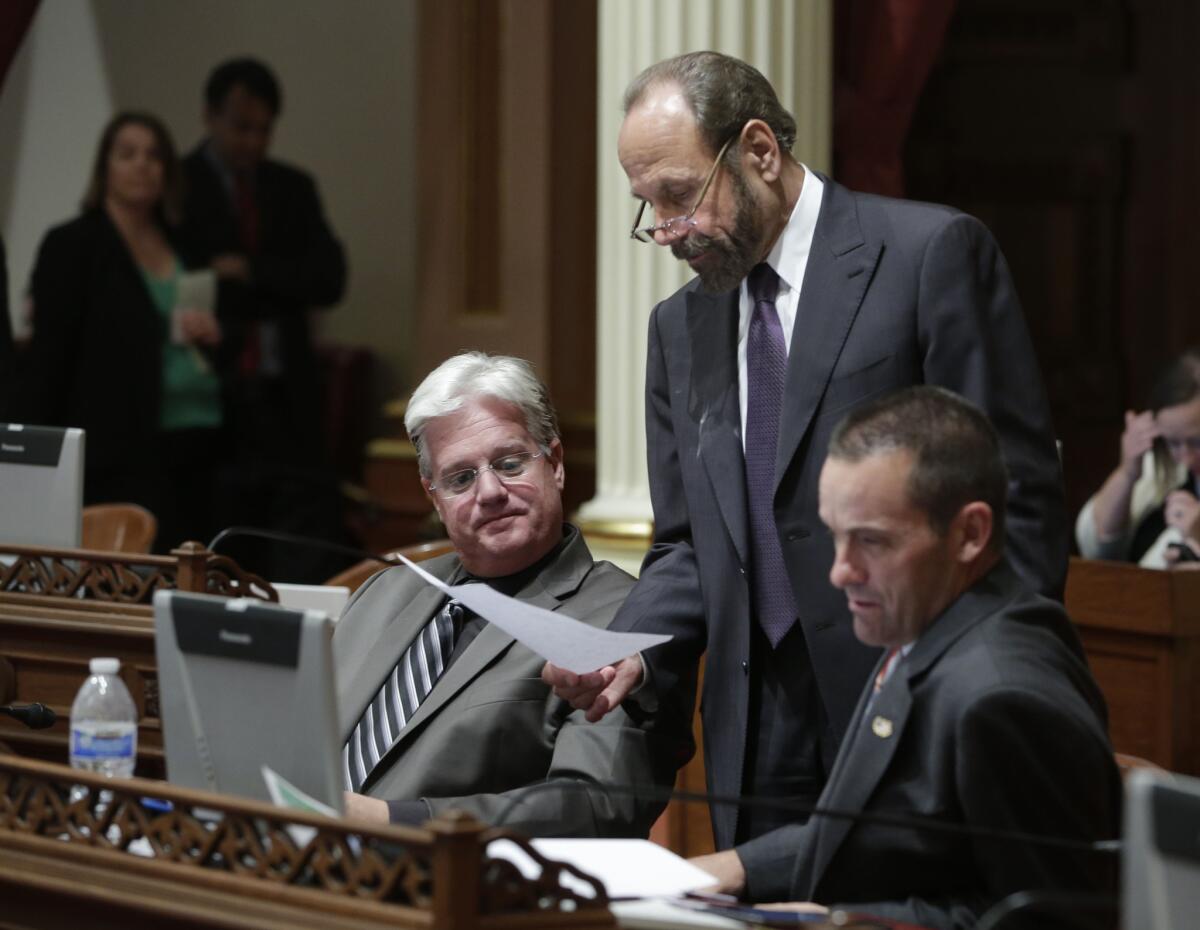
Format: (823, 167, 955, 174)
(745, 263, 797, 647)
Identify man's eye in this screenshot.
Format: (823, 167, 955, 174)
(494, 455, 526, 476)
(443, 470, 475, 491)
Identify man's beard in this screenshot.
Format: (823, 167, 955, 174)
(670, 166, 764, 294)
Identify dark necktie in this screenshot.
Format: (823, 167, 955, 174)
(745, 262, 797, 647)
(343, 599, 462, 792)
(233, 174, 261, 375)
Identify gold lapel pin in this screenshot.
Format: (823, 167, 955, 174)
(871, 715, 893, 739)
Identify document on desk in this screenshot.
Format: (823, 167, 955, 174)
(487, 837, 718, 901)
(394, 554, 671, 673)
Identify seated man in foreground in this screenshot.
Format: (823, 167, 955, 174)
(695, 386, 1121, 928)
(336, 352, 673, 835)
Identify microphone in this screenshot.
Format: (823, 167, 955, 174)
(1, 703, 58, 729)
(207, 526, 400, 567)
(490, 779, 1119, 855)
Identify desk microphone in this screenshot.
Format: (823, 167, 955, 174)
(207, 526, 401, 567)
(0, 702, 57, 729)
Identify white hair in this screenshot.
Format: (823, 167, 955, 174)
(404, 352, 560, 478)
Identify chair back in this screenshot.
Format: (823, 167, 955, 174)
(81, 503, 157, 554)
(324, 539, 455, 593)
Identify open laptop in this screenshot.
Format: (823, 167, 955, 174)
(153, 590, 344, 814)
(1123, 768, 1200, 929)
(0, 423, 84, 548)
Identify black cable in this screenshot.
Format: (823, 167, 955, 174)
(975, 889, 1117, 930)
(206, 526, 399, 567)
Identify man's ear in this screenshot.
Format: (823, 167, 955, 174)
(954, 502, 994, 563)
(739, 119, 782, 183)
(548, 439, 565, 491)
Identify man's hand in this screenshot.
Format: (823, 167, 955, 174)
(541, 654, 643, 723)
(342, 792, 389, 823)
(689, 850, 747, 896)
(211, 253, 251, 282)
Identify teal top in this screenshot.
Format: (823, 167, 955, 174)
(140, 259, 222, 432)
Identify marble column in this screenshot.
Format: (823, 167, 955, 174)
(577, 0, 833, 574)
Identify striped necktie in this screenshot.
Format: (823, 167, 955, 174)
(343, 599, 462, 792)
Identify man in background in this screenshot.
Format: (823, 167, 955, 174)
(693, 386, 1119, 928)
(180, 57, 347, 580)
(336, 352, 673, 837)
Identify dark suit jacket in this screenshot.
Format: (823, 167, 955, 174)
(0, 233, 11, 405)
(741, 561, 1120, 930)
(179, 145, 346, 447)
(11, 210, 175, 469)
(333, 529, 673, 838)
(613, 174, 1069, 851)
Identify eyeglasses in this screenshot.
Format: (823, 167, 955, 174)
(629, 135, 736, 244)
(428, 451, 544, 497)
(1164, 436, 1200, 454)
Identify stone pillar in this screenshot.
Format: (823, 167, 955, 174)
(577, 0, 833, 574)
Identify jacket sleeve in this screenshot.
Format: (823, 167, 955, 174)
(916, 213, 1068, 600)
(11, 225, 87, 425)
(605, 303, 704, 748)
(248, 173, 346, 309)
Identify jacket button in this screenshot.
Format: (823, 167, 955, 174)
(741, 660, 749, 674)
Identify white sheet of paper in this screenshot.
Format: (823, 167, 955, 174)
(486, 837, 718, 901)
(394, 554, 670, 673)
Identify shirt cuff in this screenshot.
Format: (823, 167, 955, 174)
(387, 798, 433, 826)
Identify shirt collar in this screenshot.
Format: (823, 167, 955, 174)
(761, 163, 823, 292)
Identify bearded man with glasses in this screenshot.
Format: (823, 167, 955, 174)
(545, 51, 1069, 879)
(334, 352, 674, 835)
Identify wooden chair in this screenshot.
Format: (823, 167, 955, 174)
(324, 539, 455, 593)
(80, 503, 157, 553)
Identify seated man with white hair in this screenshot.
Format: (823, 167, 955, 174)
(335, 352, 677, 835)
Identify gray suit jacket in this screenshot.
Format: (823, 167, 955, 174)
(742, 561, 1120, 929)
(333, 529, 671, 837)
(612, 174, 1069, 851)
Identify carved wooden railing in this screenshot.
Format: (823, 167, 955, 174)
(0, 755, 614, 929)
(0, 540, 277, 604)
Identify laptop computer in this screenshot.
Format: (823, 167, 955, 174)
(0, 423, 84, 548)
(153, 590, 344, 814)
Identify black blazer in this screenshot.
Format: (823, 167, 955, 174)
(0, 233, 11, 403)
(612, 175, 1070, 851)
(178, 146, 346, 445)
(12, 210, 181, 469)
(745, 562, 1120, 929)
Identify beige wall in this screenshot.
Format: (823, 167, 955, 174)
(1, 0, 418, 413)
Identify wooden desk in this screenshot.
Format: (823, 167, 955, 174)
(1066, 556, 1200, 774)
(0, 754, 614, 929)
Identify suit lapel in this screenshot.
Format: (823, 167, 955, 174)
(686, 287, 750, 566)
(776, 176, 882, 486)
(807, 660, 912, 891)
(339, 581, 445, 736)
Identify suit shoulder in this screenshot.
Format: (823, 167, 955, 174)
(838, 183, 993, 245)
(568, 559, 636, 628)
(261, 157, 320, 191)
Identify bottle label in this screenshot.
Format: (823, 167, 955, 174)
(71, 728, 135, 760)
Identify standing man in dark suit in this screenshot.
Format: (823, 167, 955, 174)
(545, 51, 1068, 864)
(691, 387, 1119, 929)
(180, 57, 347, 579)
(336, 353, 672, 837)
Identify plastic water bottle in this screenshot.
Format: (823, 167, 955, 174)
(70, 658, 138, 791)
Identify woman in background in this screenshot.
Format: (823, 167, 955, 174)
(1076, 348, 1200, 567)
(14, 112, 223, 552)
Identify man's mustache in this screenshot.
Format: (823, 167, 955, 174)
(671, 233, 716, 261)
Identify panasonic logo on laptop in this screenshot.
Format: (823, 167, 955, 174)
(218, 629, 253, 646)
(1, 444, 25, 453)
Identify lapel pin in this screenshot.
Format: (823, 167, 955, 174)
(871, 715, 893, 739)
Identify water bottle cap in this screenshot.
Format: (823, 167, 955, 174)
(89, 657, 120, 674)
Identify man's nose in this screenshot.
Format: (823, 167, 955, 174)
(829, 548, 862, 589)
(473, 466, 507, 503)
